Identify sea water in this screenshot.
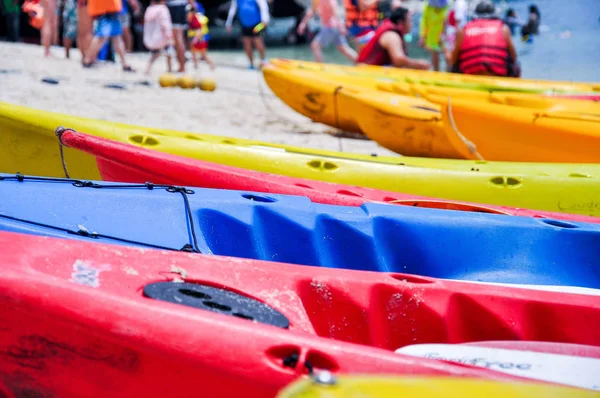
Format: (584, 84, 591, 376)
(212, 0, 600, 82)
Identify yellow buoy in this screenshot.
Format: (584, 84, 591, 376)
(196, 78, 217, 92)
(177, 75, 196, 89)
(158, 73, 178, 88)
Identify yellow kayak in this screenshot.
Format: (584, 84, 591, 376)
(277, 376, 598, 398)
(343, 89, 600, 162)
(263, 65, 600, 156)
(430, 95, 600, 163)
(2, 101, 598, 177)
(262, 64, 398, 133)
(2, 102, 600, 215)
(270, 58, 600, 94)
(397, 83, 600, 114)
(338, 89, 451, 158)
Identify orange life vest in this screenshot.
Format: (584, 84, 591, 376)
(344, 0, 379, 29)
(22, 0, 44, 30)
(88, 0, 122, 17)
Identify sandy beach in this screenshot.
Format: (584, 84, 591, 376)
(0, 42, 397, 156)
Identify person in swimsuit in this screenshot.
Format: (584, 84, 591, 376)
(226, 0, 270, 69)
(166, 0, 197, 72)
(521, 4, 540, 42)
(297, 0, 357, 63)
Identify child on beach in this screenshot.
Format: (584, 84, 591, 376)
(60, 0, 78, 58)
(418, 0, 449, 71)
(143, 0, 174, 74)
(297, 0, 357, 63)
(187, 3, 215, 70)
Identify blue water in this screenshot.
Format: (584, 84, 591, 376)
(214, 0, 600, 82)
(503, 0, 600, 81)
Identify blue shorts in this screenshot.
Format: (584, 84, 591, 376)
(347, 25, 376, 44)
(314, 27, 348, 47)
(93, 13, 122, 38)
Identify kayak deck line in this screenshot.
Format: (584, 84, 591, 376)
(0, 174, 202, 254)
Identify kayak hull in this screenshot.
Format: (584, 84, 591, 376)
(1, 231, 599, 396)
(347, 89, 600, 162)
(1, 174, 600, 288)
(436, 96, 600, 163)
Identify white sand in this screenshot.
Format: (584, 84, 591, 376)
(0, 42, 397, 156)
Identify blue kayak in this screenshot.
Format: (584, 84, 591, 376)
(1, 174, 599, 288)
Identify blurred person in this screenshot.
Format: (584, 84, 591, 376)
(82, 0, 136, 71)
(521, 4, 540, 42)
(418, 0, 449, 71)
(357, 7, 430, 69)
(451, 0, 520, 77)
(77, 0, 94, 57)
(453, 0, 467, 27)
(41, 0, 58, 56)
(187, 2, 215, 69)
(119, 0, 138, 52)
(442, 7, 456, 70)
(441, 0, 466, 70)
(143, 0, 174, 74)
(60, 0, 79, 57)
(297, 0, 357, 63)
(2, 0, 20, 42)
(226, 0, 270, 69)
(166, 0, 197, 72)
(504, 8, 521, 36)
(344, 0, 380, 52)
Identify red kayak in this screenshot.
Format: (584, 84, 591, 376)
(1, 231, 599, 397)
(548, 94, 600, 102)
(57, 129, 600, 224)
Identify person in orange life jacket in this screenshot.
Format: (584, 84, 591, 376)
(82, 0, 140, 70)
(357, 7, 431, 70)
(344, 0, 381, 52)
(450, 1, 520, 77)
